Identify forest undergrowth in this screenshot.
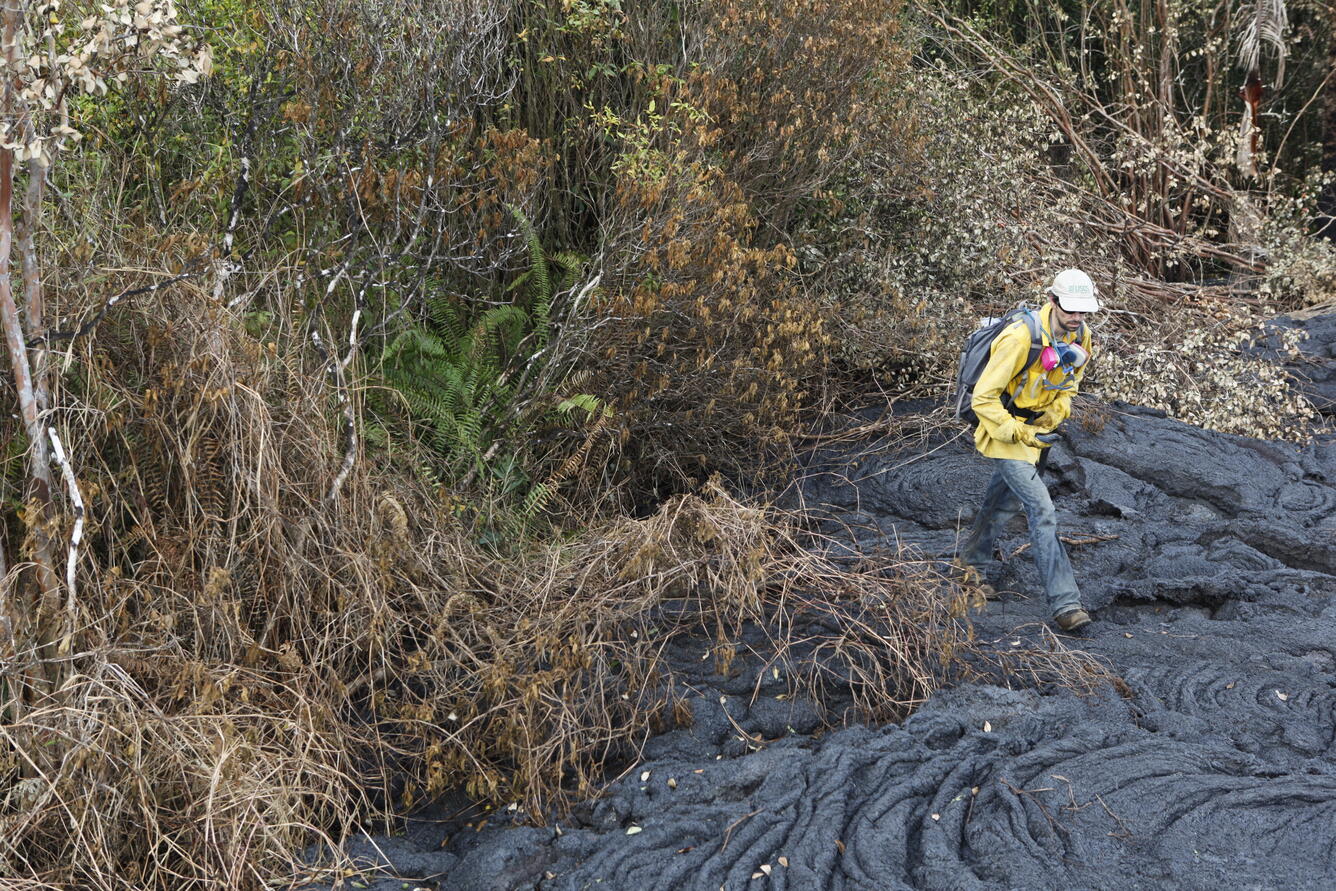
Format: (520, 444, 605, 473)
(6, 283, 1065, 889)
(0, 0, 1332, 887)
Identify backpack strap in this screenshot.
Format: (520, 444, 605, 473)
(1000, 310, 1045, 414)
(1022, 309, 1046, 370)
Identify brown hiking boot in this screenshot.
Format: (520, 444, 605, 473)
(1054, 608, 1092, 632)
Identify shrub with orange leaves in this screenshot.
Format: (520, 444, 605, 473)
(574, 0, 907, 485)
(594, 150, 826, 479)
(689, 0, 904, 226)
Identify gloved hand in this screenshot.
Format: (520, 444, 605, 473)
(1034, 407, 1065, 431)
(1015, 425, 1053, 449)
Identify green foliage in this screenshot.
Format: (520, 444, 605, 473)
(505, 203, 565, 349)
(378, 300, 529, 474)
(555, 394, 610, 418)
(373, 206, 591, 508)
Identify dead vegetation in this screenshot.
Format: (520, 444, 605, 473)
(2, 0, 1328, 887)
(0, 279, 1118, 890)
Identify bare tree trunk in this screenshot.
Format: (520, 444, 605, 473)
(21, 0, 57, 408)
(18, 154, 49, 412)
(0, 0, 62, 689)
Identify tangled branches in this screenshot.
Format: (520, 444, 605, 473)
(0, 277, 1108, 886)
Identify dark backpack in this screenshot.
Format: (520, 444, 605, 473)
(951, 306, 1045, 425)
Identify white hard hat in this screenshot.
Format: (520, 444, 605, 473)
(1047, 268, 1101, 313)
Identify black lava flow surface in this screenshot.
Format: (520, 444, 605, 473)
(307, 315, 1336, 891)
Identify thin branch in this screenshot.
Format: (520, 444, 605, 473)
(325, 285, 366, 503)
(214, 157, 251, 304)
(1270, 64, 1336, 176)
(308, 259, 366, 503)
(46, 427, 83, 657)
(32, 264, 204, 344)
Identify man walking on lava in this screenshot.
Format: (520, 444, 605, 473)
(956, 269, 1099, 631)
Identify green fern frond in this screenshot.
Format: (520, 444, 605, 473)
(425, 292, 468, 339)
(474, 305, 529, 342)
(506, 203, 558, 350)
(550, 251, 584, 294)
(363, 422, 389, 449)
(507, 204, 550, 303)
(555, 394, 610, 418)
(370, 208, 597, 514)
(521, 482, 553, 519)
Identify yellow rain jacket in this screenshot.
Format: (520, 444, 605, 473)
(971, 303, 1092, 463)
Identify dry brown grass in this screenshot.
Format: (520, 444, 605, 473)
(1, 279, 386, 888)
(0, 280, 1119, 890)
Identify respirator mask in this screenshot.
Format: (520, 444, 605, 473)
(1039, 341, 1089, 373)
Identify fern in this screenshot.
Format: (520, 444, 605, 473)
(0, 429, 29, 511)
(424, 292, 468, 341)
(520, 395, 614, 523)
(555, 394, 609, 420)
(505, 204, 585, 351)
(373, 211, 598, 535)
(377, 296, 532, 474)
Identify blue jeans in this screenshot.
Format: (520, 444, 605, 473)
(960, 457, 1082, 617)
